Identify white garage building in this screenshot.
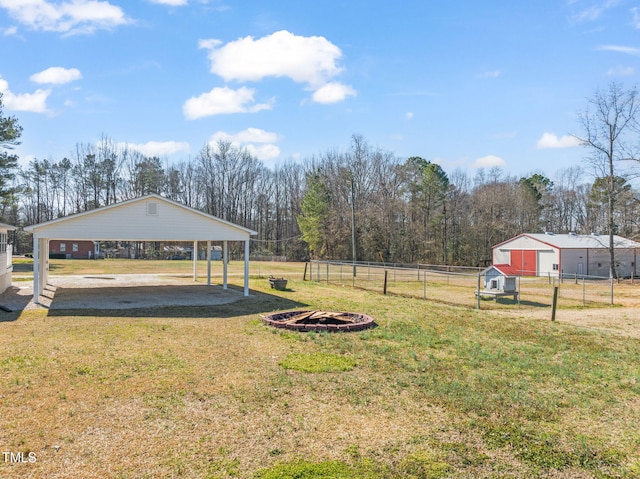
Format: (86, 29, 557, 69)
(24, 194, 257, 304)
(492, 233, 640, 278)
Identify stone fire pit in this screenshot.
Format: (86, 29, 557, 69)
(261, 310, 375, 332)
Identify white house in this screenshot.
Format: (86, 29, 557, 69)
(492, 233, 640, 278)
(0, 222, 15, 294)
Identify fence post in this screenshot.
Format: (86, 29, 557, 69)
(551, 286, 559, 321)
(423, 270, 427, 299)
(610, 276, 614, 305)
(476, 273, 481, 310)
(303, 262, 308, 281)
(326, 261, 329, 283)
(383, 270, 388, 295)
(582, 276, 585, 306)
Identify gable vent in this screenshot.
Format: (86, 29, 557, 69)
(146, 202, 158, 216)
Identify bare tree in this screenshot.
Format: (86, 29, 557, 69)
(575, 82, 640, 278)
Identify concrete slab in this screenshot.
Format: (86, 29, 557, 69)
(0, 274, 245, 311)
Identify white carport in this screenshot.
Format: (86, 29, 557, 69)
(24, 194, 257, 305)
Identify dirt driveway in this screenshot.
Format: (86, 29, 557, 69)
(0, 274, 244, 311)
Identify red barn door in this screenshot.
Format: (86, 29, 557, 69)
(510, 250, 537, 276)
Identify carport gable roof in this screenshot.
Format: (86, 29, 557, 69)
(24, 194, 257, 241)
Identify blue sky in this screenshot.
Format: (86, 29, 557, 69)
(1, 0, 639, 178)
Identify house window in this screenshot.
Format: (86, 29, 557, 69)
(552, 264, 559, 271)
(72, 243, 79, 252)
(60, 243, 66, 252)
(490, 279, 498, 289)
(0, 233, 6, 254)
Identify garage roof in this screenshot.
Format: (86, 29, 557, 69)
(24, 194, 257, 241)
(495, 233, 640, 250)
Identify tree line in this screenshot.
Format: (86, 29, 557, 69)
(1, 83, 639, 267)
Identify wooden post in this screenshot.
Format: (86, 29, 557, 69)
(551, 286, 559, 321)
(476, 273, 481, 310)
(326, 261, 329, 283)
(610, 276, 614, 305)
(423, 271, 426, 299)
(383, 270, 388, 294)
(582, 276, 585, 306)
(303, 262, 308, 281)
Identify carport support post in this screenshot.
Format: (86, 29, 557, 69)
(244, 239, 250, 296)
(222, 240, 228, 290)
(192, 241, 198, 281)
(33, 237, 39, 304)
(206, 240, 211, 286)
(32, 237, 48, 305)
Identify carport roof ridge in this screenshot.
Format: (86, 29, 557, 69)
(24, 194, 258, 237)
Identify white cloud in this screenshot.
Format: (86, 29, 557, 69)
(536, 132, 581, 149)
(605, 65, 635, 76)
(121, 141, 190, 157)
(0, 0, 131, 35)
(471, 155, 506, 168)
(244, 143, 280, 161)
(570, 0, 619, 23)
(149, 0, 188, 5)
(311, 82, 356, 104)
(405, 112, 414, 120)
(2, 25, 17, 36)
(30, 66, 82, 84)
(209, 128, 281, 161)
(0, 76, 50, 113)
(597, 45, 640, 55)
(633, 7, 640, 28)
(200, 30, 343, 86)
(183, 86, 272, 119)
(198, 30, 355, 104)
(476, 70, 501, 79)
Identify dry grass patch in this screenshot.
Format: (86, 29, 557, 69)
(1, 275, 640, 478)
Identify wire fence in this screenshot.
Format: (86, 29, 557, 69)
(308, 260, 628, 309)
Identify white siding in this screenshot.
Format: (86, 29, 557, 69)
(588, 249, 611, 278)
(537, 249, 559, 276)
(30, 198, 251, 241)
(559, 249, 587, 276)
(494, 235, 556, 266)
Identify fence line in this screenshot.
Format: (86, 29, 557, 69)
(308, 260, 620, 309)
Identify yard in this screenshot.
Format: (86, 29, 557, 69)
(1, 259, 640, 478)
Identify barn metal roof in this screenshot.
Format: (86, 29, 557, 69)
(494, 233, 640, 250)
(525, 233, 640, 249)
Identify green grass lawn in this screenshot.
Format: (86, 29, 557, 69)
(1, 261, 640, 478)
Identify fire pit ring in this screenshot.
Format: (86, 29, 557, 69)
(262, 310, 375, 332)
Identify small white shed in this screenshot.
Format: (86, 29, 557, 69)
(24, 194, 257, 304)
(0, 221, 15, 294)
(482, 264, 518, 292)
